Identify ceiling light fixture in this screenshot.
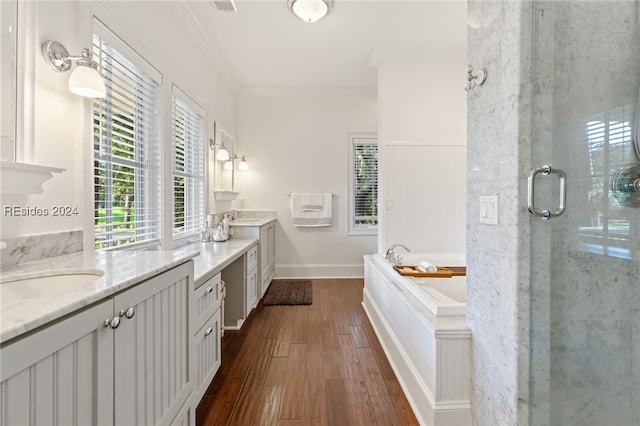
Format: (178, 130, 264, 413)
(288, 0, 332, 23)
(41, 40, 106, 98)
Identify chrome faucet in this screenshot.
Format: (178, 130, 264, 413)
(385, 244, 410, 265)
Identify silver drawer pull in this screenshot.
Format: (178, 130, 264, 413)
(205, 286, 213, 294)
(527, 165, 567, 220)
(104, 316, 120, 329)
(119, 307, 135, 319)
(204, 326, 213, 336)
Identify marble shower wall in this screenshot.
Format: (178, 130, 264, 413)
(466, 1, 533, 425)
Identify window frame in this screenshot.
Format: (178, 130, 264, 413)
(171, 86, 206, 243)
(348, 134, 378, 236)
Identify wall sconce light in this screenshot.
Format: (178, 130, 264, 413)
(288, 0, 332, 23)
(41, 40, 106, 98)
(209, 138, 230, 161)
(223, 154, 249, 171)
(238, 155, 249, 171)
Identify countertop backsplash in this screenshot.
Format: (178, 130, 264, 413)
(0, 230, 83, 268)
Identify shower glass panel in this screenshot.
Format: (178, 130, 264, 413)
(530, 2, 640, 425)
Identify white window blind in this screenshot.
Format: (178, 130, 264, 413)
(349, 136, 378, 235)
(92, 27, 162, 250)
(172, 90, 205, 239)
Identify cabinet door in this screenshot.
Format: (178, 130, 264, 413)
(260, 223, 275, 297)
(113, 261, 193, 426)
(246, 266, 258, 312)
(0, 300, 114, 426)
(193, 312, 221, 401)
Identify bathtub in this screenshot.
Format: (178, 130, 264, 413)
(393, 252, 467, 317)
(363, 253, 471, 426)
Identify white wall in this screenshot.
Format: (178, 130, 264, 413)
(234, 89, 377, 278)
(0, 0, 236, 244)
(374, 54, 467, 255)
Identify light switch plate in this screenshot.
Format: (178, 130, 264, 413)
(479, 195, 499, 225)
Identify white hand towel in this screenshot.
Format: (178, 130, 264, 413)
(301, 193, 324, 211)
(290, 193, 332, 227)
(417, 260, 438, 273)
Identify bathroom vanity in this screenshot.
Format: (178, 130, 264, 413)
(0, 238, 260, 426)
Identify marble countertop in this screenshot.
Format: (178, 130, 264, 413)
(228, 217, 276, 227)
(191, 238, 258, 284)
(0, 238, 257, 343)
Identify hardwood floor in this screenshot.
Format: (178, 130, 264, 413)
(196, 279, 419, 426)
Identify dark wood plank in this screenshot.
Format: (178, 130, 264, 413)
(279, 344, 307, 420)
(227, 337, 277, 425)
(252, 357, 289, 426)
(336, 334, 377, 426)
(324, 378, 351, 426)
(350, 325, 370, 348)
(356, 347, 400, 425)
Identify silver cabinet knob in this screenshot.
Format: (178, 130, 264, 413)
(205, 286, 213, 294)
(119, 307, 135, 319)
(204, 326, 213, 336)
(104, 316, 120, 329)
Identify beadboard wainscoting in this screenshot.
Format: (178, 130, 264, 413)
(381, 142, 467, 255)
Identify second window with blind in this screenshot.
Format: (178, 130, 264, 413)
(349, 134, 378, 235)
(172, 89, 205, 241)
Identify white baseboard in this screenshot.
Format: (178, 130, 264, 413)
(275, 263, 363, 279)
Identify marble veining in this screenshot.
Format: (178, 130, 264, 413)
(0, 230, 83, 268)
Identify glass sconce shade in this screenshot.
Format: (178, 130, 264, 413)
(238, 156, 248, 171)
(224, 160, 233, 170)
(68, 65, 106, 98)
(215, 146, 230, 161)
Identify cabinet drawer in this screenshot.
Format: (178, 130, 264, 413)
(246, 245, 258, 274)
(193, 312, 221, 401)
(194, 272, 221, 333)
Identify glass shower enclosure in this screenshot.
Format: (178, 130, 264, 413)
(529, 1, 640, 425)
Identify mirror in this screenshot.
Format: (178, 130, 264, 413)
(1, 0, 17, 161)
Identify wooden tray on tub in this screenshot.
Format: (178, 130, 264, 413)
(393, 265, 466, 278)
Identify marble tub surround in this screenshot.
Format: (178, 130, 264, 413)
(0, 230, 83, 268)
(0, 247, 199, 343)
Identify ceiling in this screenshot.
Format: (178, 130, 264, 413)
(185, 1, 467, 89)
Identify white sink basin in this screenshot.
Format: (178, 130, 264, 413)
(233, 218, 260, 223)
(0, 270, 104, 307)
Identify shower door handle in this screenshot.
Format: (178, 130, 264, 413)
(527, 165, 567, 220)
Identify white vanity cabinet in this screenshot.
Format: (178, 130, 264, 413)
(191, 272, 222, 406)
(0, 261, 194, 426)
(232, 221, 275, 299)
